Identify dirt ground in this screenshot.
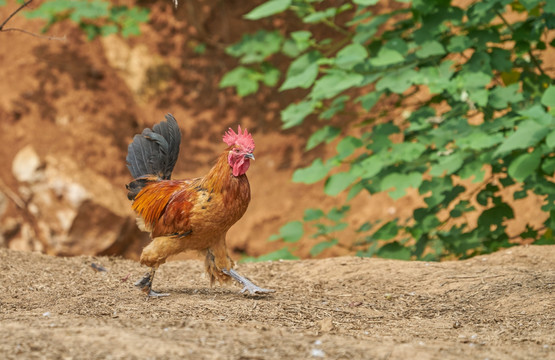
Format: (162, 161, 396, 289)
(1, 245, 553, 360)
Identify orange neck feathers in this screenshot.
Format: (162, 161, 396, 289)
(200, 151, 250, 196)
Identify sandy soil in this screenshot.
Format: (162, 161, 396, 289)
(1, 245, 553, 359)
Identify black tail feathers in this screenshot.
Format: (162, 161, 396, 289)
(126, 177, 153, 200)
(126, 114, 181, 198)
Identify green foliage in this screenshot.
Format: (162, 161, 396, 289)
(223, 0, 555, 261)
(269, 221, 304, 243)
(22, 0, 149, 40)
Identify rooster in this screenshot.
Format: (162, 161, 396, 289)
(126, 114, 273, 297)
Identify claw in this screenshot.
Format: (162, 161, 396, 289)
(145, 289, 170, 298)
(222, 268, 275, 295)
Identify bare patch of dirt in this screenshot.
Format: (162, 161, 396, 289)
(1, 245, 553, 359)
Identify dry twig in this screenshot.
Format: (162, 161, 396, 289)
(0, 0, 65, 41)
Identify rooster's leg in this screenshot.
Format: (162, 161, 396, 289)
(134, 267, 169, 297)
(222, 268, 275, 295)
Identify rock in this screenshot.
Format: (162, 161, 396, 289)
(59, 199, 130, 255)
(9, 223, 35, 252)
(6, 153, 149, 257)
(12, 145, 43, 182)
(0, 191, 6, 218)
(101, 35, 172, 101)
(1, 217, 21, 240)
(318, 317, 334, 333)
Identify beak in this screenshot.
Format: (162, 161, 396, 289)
(244, 153, 255, 161)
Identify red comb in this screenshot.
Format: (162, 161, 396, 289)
(223, 125, 255, 151)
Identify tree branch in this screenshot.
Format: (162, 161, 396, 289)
(494, 8, 547, 78)
(0, 0, 65, 41)
(0, 0, 33, 31)
(0, 27, 66, 40)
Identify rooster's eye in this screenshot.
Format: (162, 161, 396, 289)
(234, 148, 240, 153)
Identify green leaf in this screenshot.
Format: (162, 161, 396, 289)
(415, 40, 446, 58)
(244, 0, 291, 20)
(518, 105, 553, 126)
(303, 8, 338, 23)
(281, 101, 315, 128)
(353, 14, 390, 43)
(457, 131, 504, 150)
(282, 31, 312, 57)
(219, 66, 259, 96)
(546, 130, 555, 148)
(320, 96, 349, 120)
(269, 221, 303, 243)
(541, 86, 555, 108)
(458, 71, 492, 91)
(347, 181, 365, 200)
(310, 70, 364, 99)
(381, 172, 423, 200)
(304, 208, 325, 221)
(81, 24, 101, 40)
(390, 142, 427, 163)
(414, 61, 455, 94)
(292, 158, 332, 184)
(280, 51, 320, 91)
(325, 171, 358, 196)
(489, 84, 524, 109)
(370, 38, 408, 66)
(353, 0, 379, 5)
(501, 71, 520, 86)
(352, 155, 384, 179)
(377, 242, 411, 260)
(489, 48, 513, 72)
(261, 63, 280, 86)
(306, 126, 341, 150)
(356, 91, 382, 111)
(291, 31, 312, 50)
(226, 31, 283, 64)
(310, 239, 339, 256)
(376, 67, 418, 94)
(327, 205, 350, 221)
(447, 35, 473, 52)
(357, 221, 373, 232)
(508, 151, 541, 182)
(542, 157, 555, 174)
(336, 136, 362, 159)
(494, 119, 550, 157)
(100, 24, 118, 37)
(450, 200, 475, 218)
(335, 43, 368, 69)
(373, 220, 399, 240)
(518, 0, 541, 11)
(477, 203, 514, 228)
(0, 0, 5, 5)
(430, 152, 464, 176)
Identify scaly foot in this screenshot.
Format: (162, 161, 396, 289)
(222, 268, 275, 295)
(135, 271, 169, 298)
(134, 272, 151, 288)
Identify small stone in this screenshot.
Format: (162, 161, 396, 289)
(12, 145, 43, 182)
(310, 348, 325, 358)
(319, 317, 334, 333)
